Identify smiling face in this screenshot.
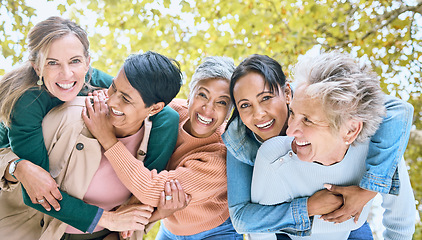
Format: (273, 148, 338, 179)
(233, 72, 291, 141)
(39, 34, 90, 101)
(185, 78, 231, 138)
(286, 85, 350, 165)
(107, 69, 158, 137)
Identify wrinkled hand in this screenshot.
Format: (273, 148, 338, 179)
(14, 160, 62, 211)
(320, 184, 377, 223)
(307, 189, 343, 217)
(99, 204, 153, 232)
(82, 93, 117, 150)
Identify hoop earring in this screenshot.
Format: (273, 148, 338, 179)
(37, 77, 43, 86)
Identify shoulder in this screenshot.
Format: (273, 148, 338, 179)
(43, 97, 86, 130)
(257, 136, 294, 164)
(169, 99, 188, 121)
(13, 88, 62, 119)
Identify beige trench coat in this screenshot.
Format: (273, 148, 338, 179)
(0, 97, 151, 240)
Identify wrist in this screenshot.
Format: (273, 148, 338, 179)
(13, 159, 30, 181)
(98, 210, 111, 228)
(100, 137, 118, 151)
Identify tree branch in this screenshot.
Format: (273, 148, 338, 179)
(361, 2, 422, 41)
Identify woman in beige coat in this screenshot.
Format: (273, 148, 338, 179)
(0, 52, 184, 240)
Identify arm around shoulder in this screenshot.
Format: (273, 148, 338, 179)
(361, 95, 414, 194)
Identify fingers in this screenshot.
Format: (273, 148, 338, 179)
(175, 180, 185, 204)
(44, 193, 61, 211)
(164, 181, 172, 203)
(324, 183, 343, 195)
(36, 197, 52, 211)
(159, 191, 166, 207)
(354, 211, 361, 223)
(321, 207, 357, 224)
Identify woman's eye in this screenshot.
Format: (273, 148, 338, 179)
(303, 117, 313, 124)
(122, 96, 131, 103)
(262, 95, 272, 101)
(198, 92, 207, 99)
(217, 100, 227, 106)
(240, 103, 249, 109)
(71, 59, 82, 64)
(47, 61, 57, 65)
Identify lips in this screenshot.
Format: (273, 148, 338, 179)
(294, 139, 310, 146)
(111, 107, 124, 116)
(197, 113, 213, 125)
(56, 82, 76, 90)
(256, 119, 274, 129)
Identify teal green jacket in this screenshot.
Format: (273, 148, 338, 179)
(0, 68, 179, 232)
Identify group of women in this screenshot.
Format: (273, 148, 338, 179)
(0, 16, 416, 240)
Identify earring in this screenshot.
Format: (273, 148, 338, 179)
(345, 141, 349, 145)
(37, 77, 43, 86)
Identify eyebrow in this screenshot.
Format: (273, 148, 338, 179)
(112, 81, 133, 101)
(236, 90, 273, 105)
(45, 55, 84, 61)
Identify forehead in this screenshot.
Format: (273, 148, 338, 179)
(113, 70, 142, 97)
(291, 85, 326, 120)
(195, 78, 230, 93)
(48, 34, 84, 54)
(233, 73, 268, 95)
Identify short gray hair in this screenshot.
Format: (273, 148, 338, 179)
(189, 56, 235, 113)
(292, 51, 386, 143)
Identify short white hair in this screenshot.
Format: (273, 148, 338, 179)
(293, 51, 386, 142)
(189, 56, 235, 114)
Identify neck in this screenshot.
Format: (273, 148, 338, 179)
(115, 122, 144, 138)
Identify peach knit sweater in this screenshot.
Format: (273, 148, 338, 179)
(104, 99, 229, 235)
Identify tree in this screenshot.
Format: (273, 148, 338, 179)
(1, 0, 421, 238)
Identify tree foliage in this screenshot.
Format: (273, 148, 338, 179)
(1, 0, 421, 238)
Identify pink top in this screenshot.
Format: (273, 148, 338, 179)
(65, 126, 145, 233)
(103, 99, 229, 235)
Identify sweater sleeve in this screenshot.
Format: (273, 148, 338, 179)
(8, 91, 100, 232)
(87, 68, 113, 88)
(144, 106, 179, 172)
(104, 141, 227, 207)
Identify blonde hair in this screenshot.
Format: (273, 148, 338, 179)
(0, 16, 90, 126)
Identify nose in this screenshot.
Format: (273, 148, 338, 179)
(107, 91, 117, 106)
(286, 116, 300, 137)
(253, 105, 266, 121)
(61, 64, 73, 79)
(202, 100, 214, 113)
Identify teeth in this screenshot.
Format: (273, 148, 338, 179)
(111, 108, 124, 116)
(197, 113, 212, 124)
(295, 140, 310, 146)
(256, 119, 274, 129)
(57, 82, 75, 90)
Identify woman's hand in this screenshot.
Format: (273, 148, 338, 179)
(319, 184, 377, 223)
(154, 180, 191, 220)
(98, 204, 154, 232)
(120, 180, 191, 239)
(82, 93, 117, 150)
(307, 188, 343, 217)
(13, 160, 62, 211)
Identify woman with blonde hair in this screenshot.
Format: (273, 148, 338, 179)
(0, 17, 179, 236)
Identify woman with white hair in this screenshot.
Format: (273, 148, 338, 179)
(250, 51, 416, 240)
(84, 56, 243, 239)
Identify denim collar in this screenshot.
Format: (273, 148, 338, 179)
(222, 117, 261, 166)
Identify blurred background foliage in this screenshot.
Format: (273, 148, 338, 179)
(1, 0, 421, 239)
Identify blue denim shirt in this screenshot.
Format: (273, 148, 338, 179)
(222, 95, 413, 235)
